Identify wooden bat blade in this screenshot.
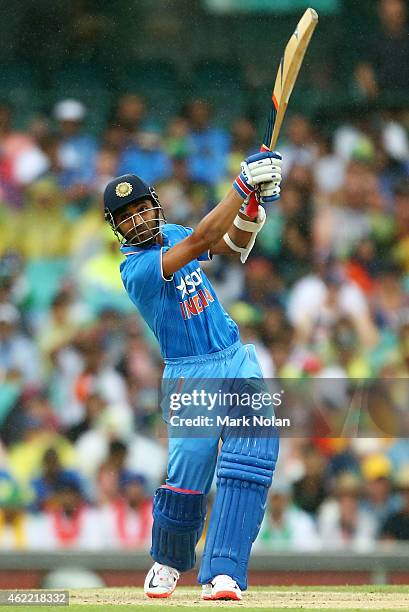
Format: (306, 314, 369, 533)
(263, 7, 318, 151)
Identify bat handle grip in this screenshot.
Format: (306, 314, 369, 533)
(244, 144, 271, 217)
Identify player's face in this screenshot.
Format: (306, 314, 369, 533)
(114, 199, 159, 246)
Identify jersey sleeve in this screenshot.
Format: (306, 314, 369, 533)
(121, 248, 172, 303)
(197, 249, 212, 262)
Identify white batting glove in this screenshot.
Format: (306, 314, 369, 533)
(254, 151, 282, 204)
(259, 177, 281, 203)
(233, 151, 283, 199)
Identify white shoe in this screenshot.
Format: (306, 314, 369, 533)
(144, 562, 180, 598)
(201, 574, 242, 600)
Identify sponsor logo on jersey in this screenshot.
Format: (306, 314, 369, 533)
(176, 267, 203, 298)
(176, 267, 214, 319)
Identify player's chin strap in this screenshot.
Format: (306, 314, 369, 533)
(223, 204, 266, 263)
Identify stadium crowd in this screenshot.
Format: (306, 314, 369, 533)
(0, 86, 409, 552)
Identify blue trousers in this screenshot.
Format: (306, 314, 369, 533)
(162, 340, 270, 493)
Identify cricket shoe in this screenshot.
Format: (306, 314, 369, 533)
(201, 575, 242, 601)
(144, 562, 180, 598)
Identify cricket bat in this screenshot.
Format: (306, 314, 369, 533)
(246, 8, 318, 216)
(262, 7, 319, 152)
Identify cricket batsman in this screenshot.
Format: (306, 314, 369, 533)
(103, 149, 282, 600)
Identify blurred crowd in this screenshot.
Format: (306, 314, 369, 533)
(0, 24, 408, 552)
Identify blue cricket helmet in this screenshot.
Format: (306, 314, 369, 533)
(103, 173, 165, 248)
(103, 173, 154, 215)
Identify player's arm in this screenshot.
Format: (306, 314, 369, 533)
(210, 215, 258, 255)
(210, 194, 265, 256)
(210, 152, 282, 258)
(162, 151, 282, 277)
(162, 188, 246, 277)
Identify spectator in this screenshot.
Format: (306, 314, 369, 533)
(371, 264, 409, 331)
(117, 123, 171, 185)
(345, 238, 379, 296)
(74, 430, 130, 483)
(216, 116, 259, 200)
(0, 101, 35, 205)
(7, 392, 75, 489)
(255, 480, 321, 551)
(66, 392, 106, 443)
(13, 117, 54, 186)
(68, 334, 130, 427)
(325, 442, 361, 487)
(94, 460, 120, 507)
(361, 454, 401, 529)
(241, 258, 284, 309)
(18, 178, 72, 260)
(54, 99, 98, 201)
(0, 303, 40, 384)
(106, 440, 134, 489)
(355, 0, 409, 98)
(287, 259, 378, 351)
(114, 93, 146, 138)
(313, 131, 346, 197)
(91, 307, 128, 366)
(30, 447, 84, 511)
(117, 327, 159, 397)
(318, 473, 377, 550)
(279, 114, 316, 178)
(229, 117, 258, 159)
(267, 325, 300, 378)
(77, 225, 127, 304)
(156, 153, 210, 226)
(381, 466, 409, 541)
(0, 470, 48, 550)
(276, 222, 312, 286)
(328, 317, 372, 378)
(93, 146, 119, 195)
(314, 158, 384, 259)
(165, 116, 189, 159)
(293, 444, 327, 516)
(42, 481, 102, 549)
(0, 471, 28, 549)
(36, 291, 82, 374)
(99, 473, 152, 549)
(184, 99, 230, 186)
(0, 253, 26, 304)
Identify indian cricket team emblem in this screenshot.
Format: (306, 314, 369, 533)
(115, 181, 133, 197)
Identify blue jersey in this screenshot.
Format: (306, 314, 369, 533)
(120, 224, 240, 359)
